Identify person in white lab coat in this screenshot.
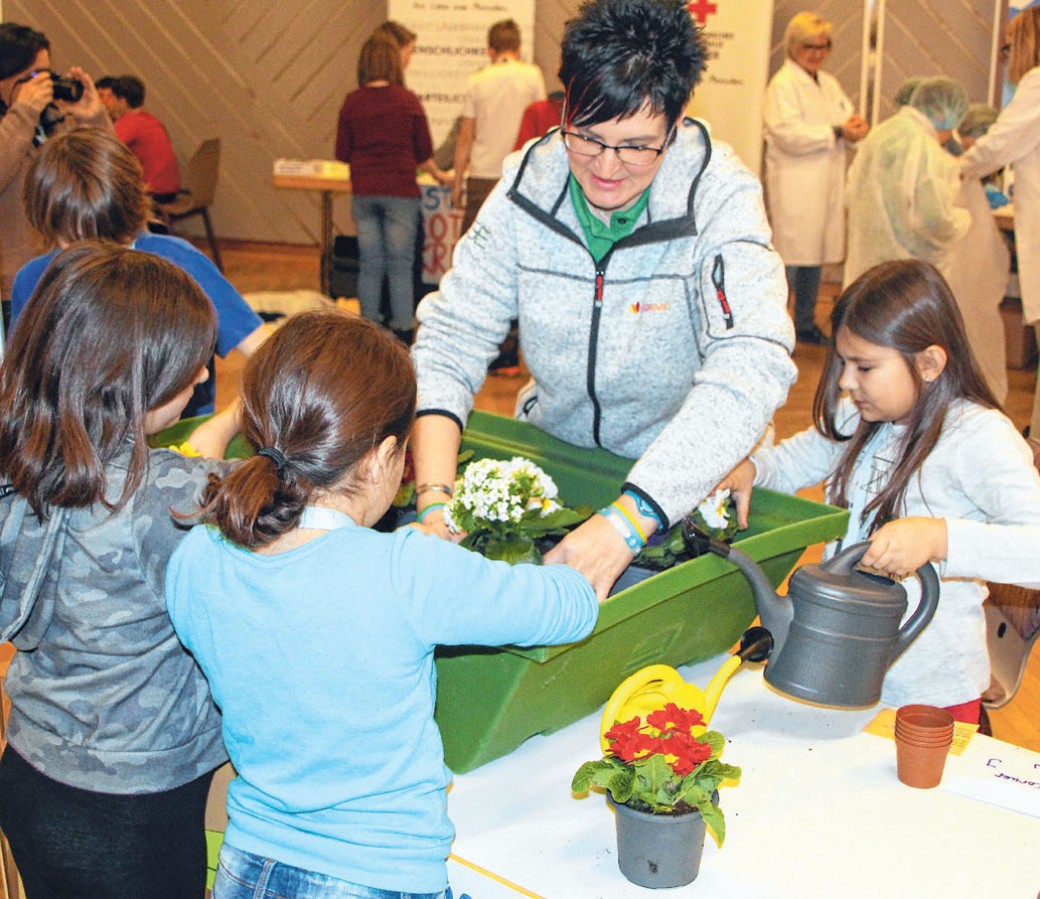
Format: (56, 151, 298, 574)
(961, 6, 1040, 440)
(844, 77, 970, 287)
(763, 11, 869, 345)
(943, 104, 1010, 405)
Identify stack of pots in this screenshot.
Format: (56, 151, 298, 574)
(894, 704, 955, 788)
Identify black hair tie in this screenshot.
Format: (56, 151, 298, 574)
(257, 446, 288, 475)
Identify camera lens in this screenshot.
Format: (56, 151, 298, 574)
(51, 75, 84, 103)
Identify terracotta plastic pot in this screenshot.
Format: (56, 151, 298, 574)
(896, 704, 954, 730)
(894, 705, 953, 788)
(609, 794, 717, 889)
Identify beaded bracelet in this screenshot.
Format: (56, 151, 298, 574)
(416, 483, 454, 499)
(416, 502, 447, 523)
(599, 503, 645, 554)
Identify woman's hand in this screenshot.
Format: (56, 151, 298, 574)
(12, 69, 53, 115)
(715, 458, 756, 529)
(842, 114, 869, 142)
(544, 514, 635, 603)
(58, 67, 104, 120)
(861, 517, 947, 579)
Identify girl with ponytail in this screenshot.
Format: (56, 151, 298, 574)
(165, 310, 597, 899)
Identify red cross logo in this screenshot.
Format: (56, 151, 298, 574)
(687, 0, 718, 26)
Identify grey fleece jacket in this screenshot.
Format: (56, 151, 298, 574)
(413, 119, 796, 527)
(0, 446, 227, 794)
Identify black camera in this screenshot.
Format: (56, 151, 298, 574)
(45, 70, 84, 103)
(18, 69, 84, 103)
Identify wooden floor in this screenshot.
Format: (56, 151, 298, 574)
(2, 239, 1037, 750)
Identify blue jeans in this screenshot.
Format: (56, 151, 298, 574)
(352, 195, 421, 331)
(214, 844, 447, 899)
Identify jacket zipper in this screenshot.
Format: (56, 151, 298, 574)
(588, 268, 606, 446)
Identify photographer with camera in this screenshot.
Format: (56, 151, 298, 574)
(0, 22, 109, 330)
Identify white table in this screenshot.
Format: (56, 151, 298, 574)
(448, 655, 1040, 898)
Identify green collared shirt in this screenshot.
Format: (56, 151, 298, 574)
(568, 176, 651, 263)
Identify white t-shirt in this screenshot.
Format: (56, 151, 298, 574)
(463, 58, 545, 179)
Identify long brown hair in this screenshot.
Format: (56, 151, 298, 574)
(196, 311, 416, 548)
(0, 243, 217, 517)
(358, 35, 403, 86)
(1007, 6, 1040, 86)
(812, 260, 999, 533)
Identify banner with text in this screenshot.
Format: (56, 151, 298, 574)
(685, 0, 775, 174)
(389, 0, 537, 148)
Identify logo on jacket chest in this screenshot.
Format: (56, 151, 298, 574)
(629, 301, 671, 314)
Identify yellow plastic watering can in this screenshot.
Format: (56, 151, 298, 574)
(600, 628, 773, 751)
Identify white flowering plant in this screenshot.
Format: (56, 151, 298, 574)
(445, 456, 590, 564)
(636, 489, 739, 569)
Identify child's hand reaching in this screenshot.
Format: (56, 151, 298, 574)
(860, 517, 948, 579)
(715, 459, 756, 529)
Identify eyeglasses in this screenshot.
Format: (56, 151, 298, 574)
(801, 40, 832, 52)
(561, 125, 675, 167)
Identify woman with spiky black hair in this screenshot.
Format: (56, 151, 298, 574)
(412, 0, 796, 601)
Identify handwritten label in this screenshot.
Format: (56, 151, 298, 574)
(986, 756, 1040, 788)
(944, 741, 1040, 818)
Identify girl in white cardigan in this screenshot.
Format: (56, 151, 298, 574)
(721, 259, 1040, 723)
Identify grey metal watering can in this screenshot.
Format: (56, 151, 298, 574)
(682, 519, 940, 708)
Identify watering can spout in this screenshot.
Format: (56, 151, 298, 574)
(681, 517, 794, 654)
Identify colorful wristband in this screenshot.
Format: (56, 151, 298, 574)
(599, 504, 645, 554)
(417, 502, 446, 523)
(623, 489, 664, 530)
(611, 501, 648, 544)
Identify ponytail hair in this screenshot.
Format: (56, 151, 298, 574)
(197, 311, 416, 548)
(813, 259, 999, 533)
(0, 242, 217, 518)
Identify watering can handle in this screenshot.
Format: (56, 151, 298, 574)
(894, 559, 940, 661)
(830, 542, 941, 663)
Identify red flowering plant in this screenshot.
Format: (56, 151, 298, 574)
(571, 703, 741, 845)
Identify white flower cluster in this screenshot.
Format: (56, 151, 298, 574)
(697, 488, 732, 530)
(445, 456, 561, 533)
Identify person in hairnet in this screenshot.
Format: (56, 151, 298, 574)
(958, 104, 1009, 208)
(942, 102, 1010, 404)
(893, 76, 923, 108)
(844, 77, 970, 285)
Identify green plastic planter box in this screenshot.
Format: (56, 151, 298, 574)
(435, 412, 848, 772)
(153, 411, 848, 774)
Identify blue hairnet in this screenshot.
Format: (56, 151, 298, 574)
(894, 77, 924, 107)
(909, 78, 968, 131)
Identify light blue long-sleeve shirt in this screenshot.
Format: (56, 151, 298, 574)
(166, 521, 596, 893)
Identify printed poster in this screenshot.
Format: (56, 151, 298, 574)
(685, 0, 775, 173)
(389, 0, 537, 147)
